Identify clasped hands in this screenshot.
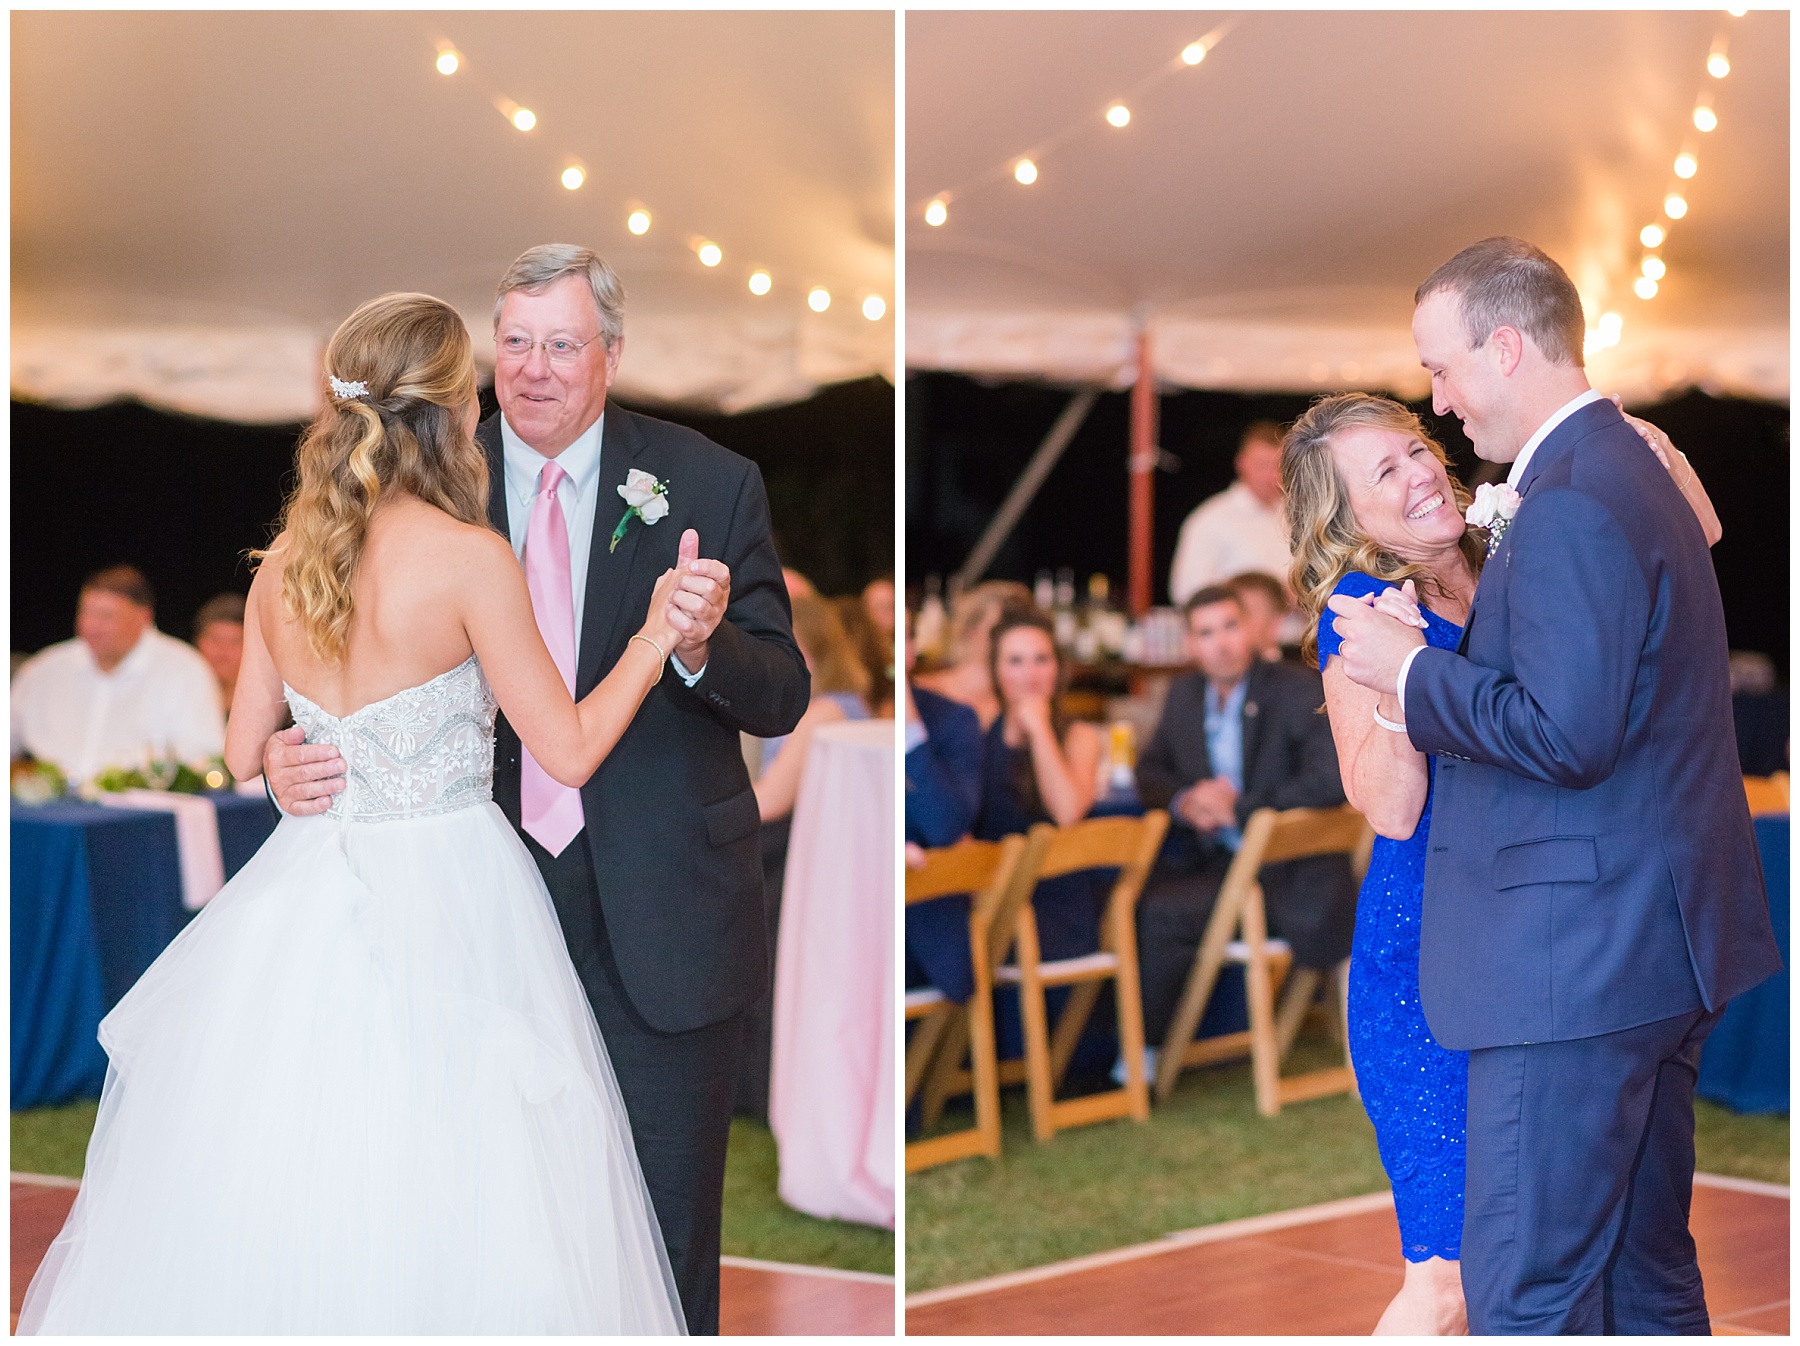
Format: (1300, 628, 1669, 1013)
(1325, 579, 1430, 697)
(1179, 776, 1239, 833)
(265, 527, 731, 817)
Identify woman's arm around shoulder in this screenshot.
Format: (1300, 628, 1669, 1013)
(224, 538, 295, 782)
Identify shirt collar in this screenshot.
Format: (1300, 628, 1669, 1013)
(1507, 388, 1606, 490)
(90, 626, 156, 679)
(500, 411, 605, 504)
(1206, 674, 1249, 718)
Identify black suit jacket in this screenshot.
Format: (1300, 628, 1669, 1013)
(905, 687, 983, 848)
(479, 407, 810, 1033)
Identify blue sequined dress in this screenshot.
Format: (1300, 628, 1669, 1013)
(1317, 571, 1468, 1263)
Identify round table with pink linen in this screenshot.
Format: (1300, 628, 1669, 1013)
(768, 718, 895, 1228)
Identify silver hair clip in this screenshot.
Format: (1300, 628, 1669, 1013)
(328, 375, 370, 401)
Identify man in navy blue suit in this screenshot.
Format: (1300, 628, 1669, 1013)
(1330, 237, 1780, 1334)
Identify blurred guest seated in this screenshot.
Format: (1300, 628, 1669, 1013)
(833, 594, 894, 719)
(12, 565, 225, 783)
(912, 579, 1031, 731)
(1133, 585, 1354, 1046)
(736, 591, 871, 1118)
(905, 615, 983, 850)
(862, 574, 896, 645)
(1169, 421, 1291, 607)
(1729, 649, 1787, 777)
(193, 592, 246, 716)
(1226, 569, 1302, 662)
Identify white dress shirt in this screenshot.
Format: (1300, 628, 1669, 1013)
(1394, 388, 1606, 704)
(1168, 481, 1292, 607)
(12, 628, 226, 782)
(499, 412, 702, 686)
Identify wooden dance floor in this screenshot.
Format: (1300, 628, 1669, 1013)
(11, 1176, 895, 1335)
(905, 1175, 1788, 1336)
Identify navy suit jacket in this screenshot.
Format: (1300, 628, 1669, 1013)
(905, 686, 983, 848)
(1404, 398, 1780, 1050)
(479, 407, 810, 1033)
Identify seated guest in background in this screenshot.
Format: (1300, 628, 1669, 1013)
(832, 594, 895, 719)
(192, 592, 246, 716)
(736, 591, 870, 1119)
(782, 567, 816, 601)
(1133, 585, 1354, 1054)
(12, 565, 224, 782)
(913, 579, 1032, 730)
(862, 574, 896, 646)
(1169, 421, 1292, 607)
(1226, 570, 1296, 662)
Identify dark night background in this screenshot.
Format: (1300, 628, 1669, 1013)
(11, 376, 893, 656)
(907, 372, 1789, 681)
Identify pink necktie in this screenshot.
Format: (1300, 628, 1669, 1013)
(520, 461, 585, 856)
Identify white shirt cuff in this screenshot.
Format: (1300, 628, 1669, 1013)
(669, 652, 705, 688)
(1395, 643, 1428, 709)
(904, 718, 929, 754)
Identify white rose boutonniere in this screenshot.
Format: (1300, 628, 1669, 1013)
(1465, 483, 1522, 557)
(611, 469, 670, 552)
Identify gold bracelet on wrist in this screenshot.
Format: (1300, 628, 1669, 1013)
(1676, 451, 1695, 493)
(629, 633, 667, 665)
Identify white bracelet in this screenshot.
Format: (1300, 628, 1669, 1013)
(1372, 705, 1408, 733)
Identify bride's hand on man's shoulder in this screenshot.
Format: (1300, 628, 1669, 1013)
(1609, 394, 1676, 470)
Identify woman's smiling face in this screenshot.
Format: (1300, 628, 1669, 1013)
(1328, 424, 1466, 563)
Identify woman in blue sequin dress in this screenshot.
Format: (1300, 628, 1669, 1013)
(1281, 392, 1718, 1335)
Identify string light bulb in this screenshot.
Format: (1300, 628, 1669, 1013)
(626, 208, 651, 235)
(512, 107, 536, 132)
(1693, 105, 1718, 132)
(807, 288, 831, 313)
(1728, 6, 1747, 17)
(1635, 277, 1660, 299)
(1106, 104, 1130, 128)
(560, 166, 585, 191)
(696, 241, 722, 268)
(1663, 193, 1689, 219)
(1600, 312, 1623, 344)
(1640, 224, 1666, 247)
(1642, 256, 1667, 280)
(1707, 51, 1731, 78)
(436, 49, 460, 76)
(1181, 40, 1207, 65)
(748, 271, 772, 296)
(1014, 158, 1038, 185)
(1673, 152, 1697, 179)
(862, 295, 886, 321)
(924, 198, 948, 227)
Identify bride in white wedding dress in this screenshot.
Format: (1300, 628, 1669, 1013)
(18, 293, 688, 1334)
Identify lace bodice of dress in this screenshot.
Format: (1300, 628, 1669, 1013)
(283, 655, 497, 823)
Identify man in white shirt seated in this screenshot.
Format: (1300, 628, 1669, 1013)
(12, 566, 226, 783)
(1168, 421, 1292, 608)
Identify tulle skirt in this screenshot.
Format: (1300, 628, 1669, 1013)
(17, 802, 685, 1335)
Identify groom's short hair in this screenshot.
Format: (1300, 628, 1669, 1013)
(1415, 236, 1586, 369)
(495, 244, 627, 351)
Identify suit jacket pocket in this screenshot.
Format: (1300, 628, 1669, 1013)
(1493, 835, 1598, 890)
(704, 787, 761, 847)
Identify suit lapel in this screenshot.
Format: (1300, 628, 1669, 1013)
(576, 406, 650, 694)
(478, 414, 509, 536)
(1239, 664, 1265, 773)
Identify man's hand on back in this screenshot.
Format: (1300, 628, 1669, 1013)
(265, 726, 346, 816)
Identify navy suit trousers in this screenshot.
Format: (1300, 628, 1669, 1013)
(1462, 1007, 1722, 1335)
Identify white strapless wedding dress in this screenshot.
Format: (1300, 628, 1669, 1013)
(18, 656, 685, 1335)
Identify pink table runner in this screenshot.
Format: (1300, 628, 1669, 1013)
(769, 719, 895, 1228)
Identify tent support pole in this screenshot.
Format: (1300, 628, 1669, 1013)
(952, 386, 1100, 593)
(1128, 330, 1158, 616)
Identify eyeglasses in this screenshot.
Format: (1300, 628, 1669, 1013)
(495, 333, 603, 365)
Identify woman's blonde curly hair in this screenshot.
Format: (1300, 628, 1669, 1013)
(256, 293, 487, 664)
(1282, 393, 1485, 663)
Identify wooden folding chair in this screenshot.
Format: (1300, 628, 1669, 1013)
(1153, 804, 1374, 1117)
(989, 811, 1170, 1142)
(903, 833, 1037, 1172)
(1744, 773, 1789, 816)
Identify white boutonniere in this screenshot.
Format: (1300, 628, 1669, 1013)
(611, 469, 670, 553)
(1465, 483, 1522, 556)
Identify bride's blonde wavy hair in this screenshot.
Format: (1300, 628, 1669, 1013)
(1283, 393, 1485, 664)
(257, 293, 487, 664)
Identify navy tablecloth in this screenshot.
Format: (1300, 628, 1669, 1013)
(1697, 814, 1789, 1115)
(12, 792, 277, 1109)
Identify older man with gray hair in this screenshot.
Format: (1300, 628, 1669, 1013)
(266, 244, 809, 1334)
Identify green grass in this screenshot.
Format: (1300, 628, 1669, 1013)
(904, 1034, 1788, 1294)
(10, 1103, 893, 1277)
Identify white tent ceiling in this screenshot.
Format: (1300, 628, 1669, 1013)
(907, 10, 1788, 403)
(13, 10, 894, 420)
